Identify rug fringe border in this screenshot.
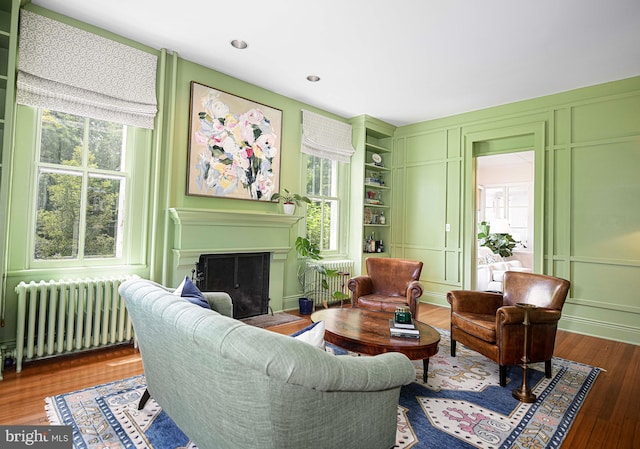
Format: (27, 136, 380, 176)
(44, 397, 62, 425)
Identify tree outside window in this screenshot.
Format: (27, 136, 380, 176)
(305, 155, 339, 251)
(35, 110, 126, 260)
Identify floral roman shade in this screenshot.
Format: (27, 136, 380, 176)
(301, 109, 355, 163)
(16, 9, 158, 129)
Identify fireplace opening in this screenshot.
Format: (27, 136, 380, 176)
(195, 252, 270, 319)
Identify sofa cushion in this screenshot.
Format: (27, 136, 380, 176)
(173, 276, 210, 309)
(492, 267, 507, 282)
(289, 321, 325, 349)
(485, 253, 503, 264)
(451, 311, 496, 343)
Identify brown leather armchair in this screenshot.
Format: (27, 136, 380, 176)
(447, 271, 570, 387)
(348, 258, 423, 317)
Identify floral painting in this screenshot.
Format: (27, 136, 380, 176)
(187, 81, 282, 200)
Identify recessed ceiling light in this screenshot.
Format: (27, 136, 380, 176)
(231, 40, 248, 49)
(306, 75, 321, 82)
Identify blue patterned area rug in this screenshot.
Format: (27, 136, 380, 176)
(45, 329, 600, 449)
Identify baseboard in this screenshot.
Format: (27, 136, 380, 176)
(420, 291, 450, 308)
(420, 295, 640, 346)
(559, 315, 640, 346)
(282, 294, 302, 313)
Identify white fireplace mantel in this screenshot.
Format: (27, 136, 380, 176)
(168, 208, 301, 311)
(169, 208, 301, 228)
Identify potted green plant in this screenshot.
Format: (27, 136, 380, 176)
(477, 221, 523, 258)
(271, 189, 311, 214)
(294, 236, 349, 314)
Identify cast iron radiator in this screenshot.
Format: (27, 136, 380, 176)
(306, 260, 354, 308)
(14, 275, 138, 372)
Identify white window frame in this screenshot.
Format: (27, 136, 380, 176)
(303, 154, 350, 257)
(478, 182, 533, 248)
(29, 109, 135, 267)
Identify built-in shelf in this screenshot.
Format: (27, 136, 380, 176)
(364, 162, 390, 171)
(362, 125, 393, 258)
(0, 0, 17, 381)
(365, 142, 391, 153)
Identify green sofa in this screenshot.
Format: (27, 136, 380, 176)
(119, 278, 416, 449)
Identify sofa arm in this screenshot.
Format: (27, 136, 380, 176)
(348, 275, 373, 303)
(322, 352, 416, 391)
(447, 290, 503, 314)
(147, 280, 233, 317)
(404, 280, 423, 317)
(203, 292, 233, 317)
(497, 306, 562, 325)
(476, 265, 492, 291)
(406, 280, 423, 300)
(224, 325, 416, 392)
(289, 350, 416, 392)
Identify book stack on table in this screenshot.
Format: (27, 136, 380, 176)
(389, 319, 420, 339)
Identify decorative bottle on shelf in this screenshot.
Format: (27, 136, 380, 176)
(369, 232, 376, 253)
(378, 240, 384, 253)
(379, 211, 386, 225)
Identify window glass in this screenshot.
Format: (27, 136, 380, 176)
(88, 118, 124, 171)
(85, 175, 123, 257)
(34, 109, 127, 261)
(40, 111, 83, 164)
(305, 155, 340, 252)
(479, 184, 531, 247)
(35, 170, 82, 259)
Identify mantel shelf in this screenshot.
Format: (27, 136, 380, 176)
(169, 208, 301, 228)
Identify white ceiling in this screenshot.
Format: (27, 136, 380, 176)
(31, 0, 640, 127)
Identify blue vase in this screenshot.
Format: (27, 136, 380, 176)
(299, 297, 313, 315)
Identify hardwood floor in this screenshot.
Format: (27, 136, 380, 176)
(0, 303, 637, 448)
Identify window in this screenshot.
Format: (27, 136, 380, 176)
(34, 109, 127, 260)
(304, 155, 343, 252)
(479, 183, 532, 247)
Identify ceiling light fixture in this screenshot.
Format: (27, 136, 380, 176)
(306, 75, 321, 82)
(230, 39, 248, 49)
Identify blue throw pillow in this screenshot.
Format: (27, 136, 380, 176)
(173, 276, 210, 309)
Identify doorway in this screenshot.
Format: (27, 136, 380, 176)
(464, 122, 545, 290)
(475, 151, 534, 290)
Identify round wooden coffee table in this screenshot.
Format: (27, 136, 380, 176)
(311, 307, 440, 382)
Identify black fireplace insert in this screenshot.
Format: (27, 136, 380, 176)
(195, 252, 270, 319)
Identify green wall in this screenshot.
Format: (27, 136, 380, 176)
(0, 4, 348, 345)
(1, 4, 638, 349)
(159, 55, 352, 310)
(393, 76, 640, 345)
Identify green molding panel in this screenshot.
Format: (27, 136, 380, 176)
(394, 76, 640, 345)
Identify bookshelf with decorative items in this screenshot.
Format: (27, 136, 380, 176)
(0, 0, 18, 324)
(363, 141, 391, 254)
(349, 115, 395, 275)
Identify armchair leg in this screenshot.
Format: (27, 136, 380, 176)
(138, 388, 151, 410)
(545, 360, 552, 378)
(451, 339, 456, 357)
(499, 365, 508, 387)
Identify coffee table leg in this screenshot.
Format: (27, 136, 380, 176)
(422, 359, 429, 382)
